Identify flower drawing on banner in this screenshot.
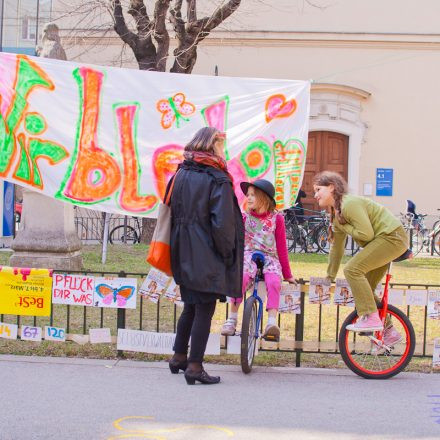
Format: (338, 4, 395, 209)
(156, 93, 196, 129)
(265, 94, 297, 123)
(95, 284, 135, 307)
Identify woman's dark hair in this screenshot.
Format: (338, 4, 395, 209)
(313, 171, 348, 241)
(184, 127, 221, 154)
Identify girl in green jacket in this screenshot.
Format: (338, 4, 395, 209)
(313, 171, 408, 338)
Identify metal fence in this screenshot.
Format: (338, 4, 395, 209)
(1, 269, 438, 366)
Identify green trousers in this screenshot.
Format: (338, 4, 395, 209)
(343, 226, 408, 316)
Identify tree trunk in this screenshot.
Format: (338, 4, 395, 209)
(140, 217, 156, 244)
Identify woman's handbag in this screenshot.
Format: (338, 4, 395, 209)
(146, 171, 179, 276)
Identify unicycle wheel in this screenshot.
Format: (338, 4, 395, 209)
(241, 296, 258, 374)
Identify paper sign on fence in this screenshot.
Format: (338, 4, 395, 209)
(164, 279, 183, 307)
(427, 290, 440, 320)
(52, 274, 94, 306)
(117, 329, 175, 354)
(388, 289, 405, 306)
(0, 266, 52, 316)
(139, 269, 170, 304)
(309, 277, 331, 304)
(0, 322, 18, 340)
(89, 328, 112, 344)
(279, 284, 301, 314)
(94, 277, 137, 309)
(204, 333, 221, 356)
(226, 335, 241, 355)
(433, 338, 440, 368)
(333, 279, 354, 306)
(406, 289, 428, 306)
(20, 326, 42, 341)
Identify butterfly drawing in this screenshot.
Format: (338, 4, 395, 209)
(95, 284, 135, 308)
(156, 93, 196, 129)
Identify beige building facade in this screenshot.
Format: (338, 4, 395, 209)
(51, 0, 440, 218)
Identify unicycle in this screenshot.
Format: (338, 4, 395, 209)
(339, 249, 416, 379)
(240, 251, 266, 374)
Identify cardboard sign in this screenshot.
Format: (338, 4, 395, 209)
(388, 289, 405, 306)
(226, 335, 241, 355)
(20, 326, 42, 341)
(117, 329, 176, 354)
(0, 322, 18, 340)
(333, 279, 354, 307)
(406, 289, 428, 306)
(52, 274, 94, 306)
(89, 328, 112, 344)
(94, 277, 137, 309)
(0, 266, 52, 316)
(44, 326, 66, 342)
(433, 338, 440, 368)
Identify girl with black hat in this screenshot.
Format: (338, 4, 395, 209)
(221, 179, 297, 340)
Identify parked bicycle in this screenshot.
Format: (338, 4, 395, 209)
(339, 249, 416, 379)
(109, 217, 142, 244)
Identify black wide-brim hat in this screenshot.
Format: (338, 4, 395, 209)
(240, 179, 276, 207)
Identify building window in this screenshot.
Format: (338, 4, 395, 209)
(21, 17, 37, 41)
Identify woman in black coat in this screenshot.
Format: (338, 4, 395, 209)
(168, 127, 244, 385)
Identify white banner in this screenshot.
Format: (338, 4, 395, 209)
(0, 52, 310, 216)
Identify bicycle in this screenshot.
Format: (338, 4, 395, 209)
(338, 249, 416, 379)
(240, 251, 273, 374)
(109, 217, 142, 244)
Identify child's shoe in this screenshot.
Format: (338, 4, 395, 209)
(346, 311, 383, 332)
(221, 318, 237, 336)
(262, 323, 280, 342)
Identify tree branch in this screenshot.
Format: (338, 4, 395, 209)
(127, 0, 152, 38)
(112, 0, 139, 49)
(153, 0, 171, 71)
(187, 0, 197, 22)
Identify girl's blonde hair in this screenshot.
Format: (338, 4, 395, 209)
(184, 127, 222, 155)
(313, 171, 348, 241)
(247, 186, 276, 213)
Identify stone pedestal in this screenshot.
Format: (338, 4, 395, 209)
(10, 190, 82, 270)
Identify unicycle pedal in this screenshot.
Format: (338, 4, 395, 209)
(262, 334, 280, 342)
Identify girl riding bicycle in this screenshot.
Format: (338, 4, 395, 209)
(313, 171, 408, 340)
(221, 179, 297, 341)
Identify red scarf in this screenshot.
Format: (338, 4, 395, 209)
(184, 151, 234, 183)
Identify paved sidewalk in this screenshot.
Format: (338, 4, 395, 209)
(0, 355, 439, 440)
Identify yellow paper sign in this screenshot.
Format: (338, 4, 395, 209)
(0, 267, 53, 316)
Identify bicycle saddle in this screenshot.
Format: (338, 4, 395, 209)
(393, 249, 413, 262)
(251, 251, 265, 269)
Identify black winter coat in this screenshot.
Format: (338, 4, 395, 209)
(170, 160, 244, 297)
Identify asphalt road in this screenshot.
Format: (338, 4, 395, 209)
(0, 355, 439, 440)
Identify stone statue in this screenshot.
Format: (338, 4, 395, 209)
(36, 23, 67, 60)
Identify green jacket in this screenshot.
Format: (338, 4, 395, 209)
(327, 194, 401, 279)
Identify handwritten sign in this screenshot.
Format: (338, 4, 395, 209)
(89, 328, 112, 344)
(406, 289, 428, 306)
(0, 322, 18, 340)
(117, 329, 175, 354)
(0, 53, 309, 216)
(20, 326, 42, 341)
(44, 326, 66, 342)
(94, 277, 137, 309)
(0, 266, 52, 316)
(433, 339, 440, 368)
(52, 274, 94, 306)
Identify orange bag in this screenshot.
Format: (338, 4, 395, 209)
(146, 172, 179, 276)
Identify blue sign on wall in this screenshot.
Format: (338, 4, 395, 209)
(376, 168, 393, 196)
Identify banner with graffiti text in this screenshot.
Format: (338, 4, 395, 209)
(0, 52, 310, 216)
(0, 266, 53, 316)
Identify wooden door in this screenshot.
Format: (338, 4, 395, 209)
(300, 131, 348, 213)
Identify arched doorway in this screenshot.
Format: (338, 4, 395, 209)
(301, 131, 349, 212)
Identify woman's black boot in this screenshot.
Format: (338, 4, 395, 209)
(168, 355, 188, 374)
(184, 365, 220, 385)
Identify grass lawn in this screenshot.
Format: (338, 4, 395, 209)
(0, 245, 439, 372)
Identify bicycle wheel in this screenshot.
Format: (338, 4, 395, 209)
(316, 226, 329, 254)
(339, 304, 415, 379)
(408, 229, 424, 255)
(109, 225, 139, 244)
(241, 296, 258, 374)
(433, 230, 440, 256)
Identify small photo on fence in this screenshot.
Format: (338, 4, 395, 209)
(164, 279, 183, 307)
(139, 268, 170, 303)
(309, 277, 331, 304)
(427, 290, 440, 320)
(279, 284, 301, 314)
(333, 279, 354, 306)
(433, 338, 440, 369)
